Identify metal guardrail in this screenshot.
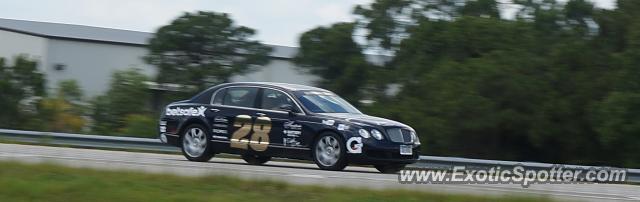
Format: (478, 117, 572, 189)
(0, 128, 638, 182)
(0, 129, 177, 152)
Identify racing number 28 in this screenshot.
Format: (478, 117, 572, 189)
(230, 115, 272, 151)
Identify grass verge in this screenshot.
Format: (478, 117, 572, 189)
(0, 161, 549, 202)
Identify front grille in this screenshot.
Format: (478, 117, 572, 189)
(386, 128, 413, 143)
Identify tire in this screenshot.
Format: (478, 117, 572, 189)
(242, 154, 271, 165)
(180, 124, 215, 162)
(312, 132, 348, 171)
(374, 164, 406, 173)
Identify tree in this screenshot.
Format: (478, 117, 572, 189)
(57, 80, 83, 102)
(592, 92, 640, 167)
(90, 68, 151, 135)
(353, 0, 413, 50)
(353, 0, 500, 52)
(460, 0, 500, 18)
(294, 23, 372, 103)
(0, 56, 45, 129)
(145, 11, 272, 91)
(589, 18, 640, 167)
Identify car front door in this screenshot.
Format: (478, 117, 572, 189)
(256, 88, 306, 157)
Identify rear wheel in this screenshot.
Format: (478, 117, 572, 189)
(242, 154, 271, 165)
(312, 132, 347, 171)
(374, 164, 406, 173)
(181, 124, 215, 162)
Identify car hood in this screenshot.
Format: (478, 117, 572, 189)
(318, 113, 412, 129)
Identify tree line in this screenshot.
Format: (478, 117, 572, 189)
(0, 59, 157, 138)
(294, 0, 640, 168)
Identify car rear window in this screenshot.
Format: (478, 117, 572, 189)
(222, 87, 258, 108)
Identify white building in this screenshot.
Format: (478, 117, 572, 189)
(0, 18, 320, 98)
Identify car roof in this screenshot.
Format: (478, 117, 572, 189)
(221, 82, 329, 92)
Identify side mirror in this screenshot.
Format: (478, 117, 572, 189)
(278, 104, 296, 116)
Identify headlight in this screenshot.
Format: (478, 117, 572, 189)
(371, 129, 383, 140)
(358, 129, 370, 138)
(411, 131, 421, 145)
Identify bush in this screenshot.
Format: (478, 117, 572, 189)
(121, 114, 156, 138)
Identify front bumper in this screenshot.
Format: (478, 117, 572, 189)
(346, 139, 420, 165)
(163, 133, 180, 147)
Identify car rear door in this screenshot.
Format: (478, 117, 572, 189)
(207, 86, 264, 155)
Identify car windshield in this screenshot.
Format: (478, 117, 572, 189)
(295, 91, 361, 114)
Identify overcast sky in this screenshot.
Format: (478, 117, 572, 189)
(0, 0, 615, 47)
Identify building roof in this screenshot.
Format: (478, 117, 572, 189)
(0, 18, 297, 59)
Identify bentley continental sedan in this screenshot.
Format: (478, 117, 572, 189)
(158, 82, 420, 173)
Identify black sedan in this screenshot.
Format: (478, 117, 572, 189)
(159, 82, 420, 173)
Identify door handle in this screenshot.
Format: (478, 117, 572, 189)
(210, 108, 220, 112)
(256, 112, 266, 117)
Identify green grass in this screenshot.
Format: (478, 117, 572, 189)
(0, 161, 548, 202)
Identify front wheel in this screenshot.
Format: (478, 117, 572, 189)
(374, 164, 406, 173)
(181, 124, 215, 162)
(312, 132, 348, 171)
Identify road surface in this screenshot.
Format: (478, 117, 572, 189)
(0, 143, 638, 201)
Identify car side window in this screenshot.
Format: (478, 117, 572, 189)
(211, 88, 226, 105)
(260, 89, 296, 111)
(222, 87, 258, 108)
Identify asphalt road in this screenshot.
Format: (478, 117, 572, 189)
(0, 143, 638, 202)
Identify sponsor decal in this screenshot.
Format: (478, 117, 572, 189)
(214, 116, 228, 123)
(284, 121, 302, 130)
(322, 120, 335, 126)
(212, 129, 228, 134)
(212, 123, 227, 128)
(165, 106, 206, 117)
(337, 124, 349, 131)
(212, 135, 228, 140)
(230, 115, 271, 151)
(283, 137, 302, 147)
(346, 137, 363, 154)
(284, 130, 302, 137)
